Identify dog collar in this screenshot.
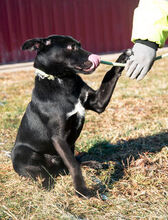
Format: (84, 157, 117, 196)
(35, 68, 55, 80)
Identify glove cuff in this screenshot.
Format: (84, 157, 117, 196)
(135, 40, 159, 51)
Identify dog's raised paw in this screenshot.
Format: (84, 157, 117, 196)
(125, 49, 133, 57)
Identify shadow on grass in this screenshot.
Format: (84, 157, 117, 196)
(78, 130, 168, 185)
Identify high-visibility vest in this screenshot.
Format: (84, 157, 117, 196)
(131, 0, 168, 47)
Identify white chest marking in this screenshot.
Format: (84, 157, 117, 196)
(57, 78, 63, 84)
(67, 99, 85, 119)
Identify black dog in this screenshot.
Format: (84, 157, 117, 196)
(11, 35, 130, 197)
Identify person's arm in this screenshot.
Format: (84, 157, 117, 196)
(126, 0, 168, 81)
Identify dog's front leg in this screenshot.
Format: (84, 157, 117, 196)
(85, 50, 131, 113)
(51, 136, 88, 197)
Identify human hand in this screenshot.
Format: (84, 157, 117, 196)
(125, 42, 157, 81)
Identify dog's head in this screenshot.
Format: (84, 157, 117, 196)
(22, 35, 100, 76)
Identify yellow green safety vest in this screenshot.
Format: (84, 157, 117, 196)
(131, 0, 168, 47)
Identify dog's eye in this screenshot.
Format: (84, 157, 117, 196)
(67, 44, 77, 51)
(67, 45, 72, 50)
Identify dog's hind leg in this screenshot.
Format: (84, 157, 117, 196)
(11, 145, 54, 189)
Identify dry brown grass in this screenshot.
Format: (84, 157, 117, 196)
(0, 49, 168, 219)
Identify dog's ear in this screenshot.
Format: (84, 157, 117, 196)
(22, 38, 45, 51)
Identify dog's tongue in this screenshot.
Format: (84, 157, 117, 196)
(88, 54, 100, 70)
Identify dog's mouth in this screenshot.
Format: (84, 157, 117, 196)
(75, 54, 100, 73)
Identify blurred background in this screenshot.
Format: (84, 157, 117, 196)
(0, 0, 139, 65)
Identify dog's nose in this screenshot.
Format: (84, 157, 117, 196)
(88, 54, 100, 69)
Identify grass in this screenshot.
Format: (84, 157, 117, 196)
(0, 49, 168, 219)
